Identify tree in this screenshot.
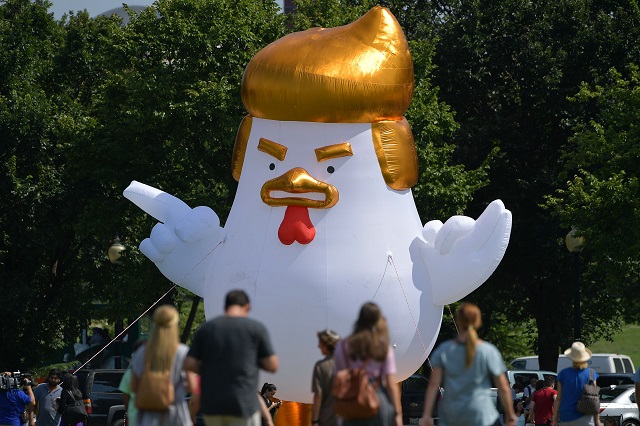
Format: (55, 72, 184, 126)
(547, 66, 640, 329)
(0, 0, 93, 367)
(424, 0, 640, 369)
(0, 0, 286, 369)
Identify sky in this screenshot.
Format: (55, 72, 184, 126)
(49, 0, 154, 19)
(48, 0, 284, 20)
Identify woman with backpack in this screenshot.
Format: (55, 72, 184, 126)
(333, 302, 402, 426)
(552, 342, 601, 426)
(130, 305, 197, 426)
(56, 373, 86, 426)
(419, 302, 516, 426)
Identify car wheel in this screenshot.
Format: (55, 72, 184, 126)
(622, 420, 640, 426)
(111, 420, 125, 426)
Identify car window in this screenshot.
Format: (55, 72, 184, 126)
(511, 360, 526, 370)
(631, 391, 636, 404)
(597, 375, 634, 387)
(91, 373, 123, 394)
(613, 358, 623, 373)
(513, 373, 537, 386)
(622, 359, 633, 374)
(599, 386, 628, 402)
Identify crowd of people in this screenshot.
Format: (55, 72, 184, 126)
(2, 296, 640, 426)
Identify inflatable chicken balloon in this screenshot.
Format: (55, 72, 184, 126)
(124, 6, 511, 403)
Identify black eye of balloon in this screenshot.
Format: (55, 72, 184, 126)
(327, 166, 335, 174)
(269, 163, 276, 171)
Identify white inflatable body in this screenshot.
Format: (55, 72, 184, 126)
(124, 118, 512, 402)
(208, 120, 437, 396)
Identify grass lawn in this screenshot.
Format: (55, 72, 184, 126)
(589, 323, 640, 369)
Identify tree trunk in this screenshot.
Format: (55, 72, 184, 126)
(181, 296, 201, 343)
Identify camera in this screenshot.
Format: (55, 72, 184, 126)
(0, 371, 33, 391)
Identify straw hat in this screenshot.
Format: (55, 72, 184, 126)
(564, 341, 592, 362)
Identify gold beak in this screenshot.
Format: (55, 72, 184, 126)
(261, 167, 338, 208)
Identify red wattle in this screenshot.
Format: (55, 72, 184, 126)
(278, 206, 316, 245)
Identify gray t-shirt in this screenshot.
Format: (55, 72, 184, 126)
(311, 355, 337, 426)
(188, 315, 275, 417)
(34, 383, 62, 426)
(431, 339, 506, 426)
(131, 343, 191, 426)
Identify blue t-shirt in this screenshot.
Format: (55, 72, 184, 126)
(633, 366, 640, 383)
(431, 339, 506, 426)
(34, 383, 62, 426)
(557, 367, 599, 422)
(0, 389, 32, 426)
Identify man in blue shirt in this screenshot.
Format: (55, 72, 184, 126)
(32, 369, 62, 426)
(0, 372, 35, 426)
(633, 366, 640, 399)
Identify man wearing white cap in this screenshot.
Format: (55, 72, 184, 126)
(552, 342, 601, 426)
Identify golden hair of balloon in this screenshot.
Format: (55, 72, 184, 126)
(233, 6, 418, 191)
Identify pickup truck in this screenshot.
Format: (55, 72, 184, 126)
(74, 369, 126, 426)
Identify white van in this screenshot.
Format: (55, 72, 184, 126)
(510, 353, 635, 374)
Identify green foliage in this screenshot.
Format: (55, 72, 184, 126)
(0, 0, 87, 368)
(419, 0, 640, 370)
(547, 66, 640, 328)
(287, 0, 374, 29)
(0, 0, 285, 369)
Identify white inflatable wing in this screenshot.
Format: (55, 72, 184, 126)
(123, 181, 224, 296)
(421, 200, 512, 305)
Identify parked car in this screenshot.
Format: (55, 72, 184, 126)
(491, 370, 557, 422)
(510, 354, 635, 374)
(74, 369, 126, 426)
(401, 374, 440, 425)
(599, 384, 638, 426)
(597, 374, 635, 388)
(505, 369, 557, 390)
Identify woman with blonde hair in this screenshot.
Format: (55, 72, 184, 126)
(130, 304, 196, 426)
(333, 302, 402, 426)
(419, 302, 516, 426)
(552, 342, 601, 426)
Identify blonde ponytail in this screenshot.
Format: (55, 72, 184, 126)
(455, 303, 482, 369)
(465, 324, 478, 368)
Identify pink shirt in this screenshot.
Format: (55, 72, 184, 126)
(333, 340, 397, 378)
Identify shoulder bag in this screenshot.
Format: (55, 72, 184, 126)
(61, 390, 88, 424)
